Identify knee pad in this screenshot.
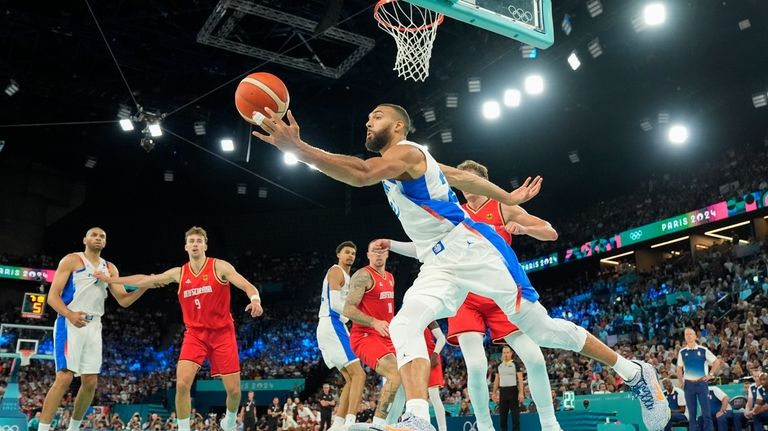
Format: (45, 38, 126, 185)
(523, 318, 587, 352)
(389, 314, 429, 369)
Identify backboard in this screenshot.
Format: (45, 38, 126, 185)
(406, 0, 554, 48)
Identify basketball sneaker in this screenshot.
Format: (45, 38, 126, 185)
(625, 360, 671, 431)
(219, 418, 236, 431)
(383, 413, 435, 431)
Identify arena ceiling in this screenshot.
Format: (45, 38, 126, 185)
(1, 0, 767, 218)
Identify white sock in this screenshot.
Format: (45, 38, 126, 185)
(333, 416, 344, 427)
(67, 419, 82, 431)
(223, 409, 237, 429)
(372, 417, 386, 426)
(404, 399, 430, 422)
(178, 418, 191, 431)
(612, 355, 640, 381)
(345, 414, 356, 425)
(428, 387, 446, 431)
(39, 423, 51, 431)
(386, 386, 406, 424)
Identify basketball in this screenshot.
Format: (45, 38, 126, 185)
(234, 72, 290, 125)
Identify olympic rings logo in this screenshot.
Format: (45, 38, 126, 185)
(462, 421, 478, 431)
(629, 230, 643, 241)
(1, 425, 21, 431)
(507, 6, 534, 23)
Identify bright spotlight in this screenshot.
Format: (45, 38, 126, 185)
(668, 125, 688, 145)
(524, 75, 544, 95)
(221, 139, 235, 152)
(148, 123, 162, 137)
(567, 52, 581, 70)
(284, 152, 299, 165)
(503, 89, 522, 107)
(644, 3, 666, 26)
(482, 101, 501, 120)
(119, 119, 134, 131)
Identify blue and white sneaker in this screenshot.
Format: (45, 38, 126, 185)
(625, 360, 671, 431)
(384, 413, 435, 431)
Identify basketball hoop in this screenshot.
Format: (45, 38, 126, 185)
(19, 349, 34, 367)
(374, 0, 444, 82)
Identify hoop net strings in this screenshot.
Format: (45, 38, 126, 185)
(376, 2, 443, 82)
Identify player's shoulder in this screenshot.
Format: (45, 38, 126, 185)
(60, 252, 84, 268)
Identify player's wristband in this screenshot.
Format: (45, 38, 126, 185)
(250, 294, 261, 302)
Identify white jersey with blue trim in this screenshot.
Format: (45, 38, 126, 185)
(381, 141, 466, 262)
(318, 264, 351, 320)
(61, 252, 110, 317)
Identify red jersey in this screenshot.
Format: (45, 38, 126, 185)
(461, 198, 512, 244)
(350, 266, 395, 336)
(178, 257, 233, 329)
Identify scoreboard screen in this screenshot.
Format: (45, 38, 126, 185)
(22, 292, 46, 319)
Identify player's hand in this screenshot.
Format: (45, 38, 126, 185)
(518, 392, 524, 403)
(508, 176, 542, 205)
(370, 239, 391, 252)
(245, 300, 264, 318)
(430, 352, 439, 368)
(252, 108, 302, 152)
(93, 271, 111, 283)
(66, 310, 90, 328)
(371, 319, 389, 337)
(504, 221, 529, 236)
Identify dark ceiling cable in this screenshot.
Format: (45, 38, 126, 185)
(84, 0, 141, 110)
(163, 4, 374, 118)
(0, 120, 120, 128)
(163, 128, 326, 208)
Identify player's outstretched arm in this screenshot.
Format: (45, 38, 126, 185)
(47, 254, 91, 328)
(344, 269, 389, 336)
(501, 205, 558, 241)
(252, 108, 421, 187)
(105, 263, 152, 308)
(94, 267, 180, 289)
(214, 259, 263, 318)
(439, 164, 542, 206)
(371, 239, 418, 259)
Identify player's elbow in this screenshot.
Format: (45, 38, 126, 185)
(548, 229, 559, 241)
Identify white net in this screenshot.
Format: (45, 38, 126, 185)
(374, 0, 444, 82)
(19, 350, 33, 367)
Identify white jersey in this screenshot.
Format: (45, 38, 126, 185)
(382, 141, 466, 261)
(61, 252, 109, 317)
(318, 264, 351, 320)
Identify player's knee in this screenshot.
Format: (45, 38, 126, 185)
(55, 370, 74, 387)
(80, 374, 98, 390)
(227, 386, 242, 399)
(176, 377, 194, 392)
(465, 358, 487, 378)
(389, 315, 414, 348)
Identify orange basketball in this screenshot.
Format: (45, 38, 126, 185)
(235, 72, 290, 125)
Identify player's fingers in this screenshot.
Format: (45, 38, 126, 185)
(521, 176, 532, 188)
(251, 131, 273, 143)
(286, 110, 297, 127)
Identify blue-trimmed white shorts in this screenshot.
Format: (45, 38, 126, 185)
(54, 314, 102, 376)
(316, 316, 359, 370)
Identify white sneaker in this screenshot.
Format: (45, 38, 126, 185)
(626, 360, 671, 431)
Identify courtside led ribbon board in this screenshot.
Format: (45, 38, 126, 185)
(521, 189, 768, 273)
(0, 265, 55, 281)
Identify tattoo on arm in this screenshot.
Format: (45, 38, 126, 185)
(343, 269, 374, 326)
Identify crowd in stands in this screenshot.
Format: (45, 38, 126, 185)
(515, 142, 768, 261)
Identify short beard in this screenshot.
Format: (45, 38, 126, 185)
(365, 129, 391, 152)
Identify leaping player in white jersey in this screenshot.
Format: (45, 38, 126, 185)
(253, 104, 671, 431)
(37, 227, 152, 431)
(317, 241, 366, 431)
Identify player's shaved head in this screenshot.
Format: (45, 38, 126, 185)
(86, 227, 106, 236)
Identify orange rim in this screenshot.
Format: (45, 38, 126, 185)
(374, 0, 444, 33)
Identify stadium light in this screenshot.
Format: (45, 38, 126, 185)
(84, 156, 97, 169)
(237, 183, 247, 195)
(503, 89, 522, 107)
(752, 92, 767, 108)
(667, 124, 688, 145)
(194, 121, 207, 136)
(644, 3, 666, 26)
(148, 123, 162, 137)
(524, 75, 544, 95)
(445, 93, 459, 108)
(567, 52, 581, 70)
(119, 119, 134, 131)
(221, 139, 235, 152)
(482, 101, 501, 120)
(587, 38, 603, 58)
(284, 152, 299, 165)
(164, 170, 174, 182)
(600, 251, 634, 266)
(468, 77, 482, 93)
(422, 107, 436, 123)
(4, 79, 19, 97)
(650, 236, 689, 248)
